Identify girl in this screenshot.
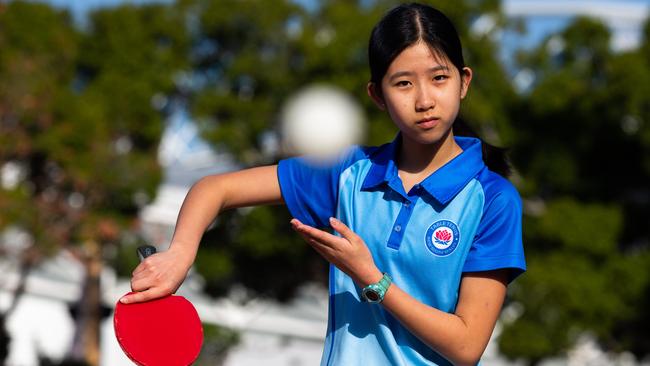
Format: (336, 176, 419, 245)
(121, 3, 526, 365)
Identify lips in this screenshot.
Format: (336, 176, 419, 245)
(416, 117, 440, 129)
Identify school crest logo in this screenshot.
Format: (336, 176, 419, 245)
(425, 220, 460, 257)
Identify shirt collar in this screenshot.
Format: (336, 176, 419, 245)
(362, 134, 485, 205)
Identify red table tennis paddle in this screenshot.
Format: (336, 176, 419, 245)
(114, 245, 203, 366)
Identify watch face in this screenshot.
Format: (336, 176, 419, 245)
(364, 289, 380, 302)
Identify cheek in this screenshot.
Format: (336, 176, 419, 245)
(385, 106, 402, 125)
(386, 91, 411, 109)
(385, 100, 410, 122)
(441, 87, 463, 108)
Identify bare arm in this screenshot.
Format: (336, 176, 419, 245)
(172, 165, 283, 255)
(380, 270, 507, 366)
(121, 165, 282, 304)
(291, 218, 508, 366)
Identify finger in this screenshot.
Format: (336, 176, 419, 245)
(132, 255, 159, 276)
(130, 271, 148, 285)
(132, 263, 146, 276)
(293, 227, 336, 256)
(291, 219, 342, 246)
(130, 276, 155, 292)
(131, 264, 153, 281)
(329, 217, 359, 242)
(291, 218, 316, 239)
(305, 237, 338, 257)
(289, 220, 337, 255)
(293, 227, 314, 245)
(305, 238, 332, 259)
(119, 287, 168, 304)
(131, 263, 150, 278)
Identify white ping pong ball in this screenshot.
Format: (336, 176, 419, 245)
(281, 85, 366, 158)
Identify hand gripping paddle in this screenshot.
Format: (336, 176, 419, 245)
(114, 245, 203, 366)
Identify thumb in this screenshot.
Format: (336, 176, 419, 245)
(329, 217, 357, 241)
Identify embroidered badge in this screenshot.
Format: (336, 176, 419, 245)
(425, 220, 460, 256)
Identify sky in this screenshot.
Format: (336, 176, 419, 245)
(36, 0, 173, 25)
(33, 0, 650, 21)
(503, 0, 650, 48)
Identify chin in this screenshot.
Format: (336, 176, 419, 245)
(403, 129, 448, 146)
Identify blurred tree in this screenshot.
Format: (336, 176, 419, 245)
(0, 2, 80, 363)
(500, 16, 650, 363)
(0, 1, 188, 365)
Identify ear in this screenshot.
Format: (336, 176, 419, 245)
(367, 82, 386, 111)
(460, 67, 473, 100)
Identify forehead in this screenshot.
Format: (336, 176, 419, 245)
(387, 41, 454, 74)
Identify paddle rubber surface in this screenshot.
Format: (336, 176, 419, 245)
(114, 293, 203, 366)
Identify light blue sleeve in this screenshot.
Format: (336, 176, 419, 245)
(463, 172, 526, 282)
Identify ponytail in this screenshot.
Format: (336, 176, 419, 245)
(453, 118, 511, 177)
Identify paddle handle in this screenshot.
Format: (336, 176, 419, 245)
(137, 245, 157, 262)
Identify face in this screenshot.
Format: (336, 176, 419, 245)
(368, 41, 472, 147)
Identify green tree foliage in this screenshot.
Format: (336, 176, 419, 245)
(0, 1, 188, 364)
(181, 0, 385, 160)
(0, 1, 188, 261)
(500, 16, 650, 363)
(0, 1, 79, 252)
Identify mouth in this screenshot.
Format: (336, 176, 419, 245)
(416, 117, 440, 129)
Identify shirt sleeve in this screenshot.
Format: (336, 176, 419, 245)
(277, 155, 347, 228)
(462, 177, 526, 283)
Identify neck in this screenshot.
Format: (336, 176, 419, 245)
(397, 130, 462, 176)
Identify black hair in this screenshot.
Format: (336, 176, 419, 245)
(368, 3, 511, 177)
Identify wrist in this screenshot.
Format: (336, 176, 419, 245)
(168, 241, 198, 267)
(355, 268, 384, 288)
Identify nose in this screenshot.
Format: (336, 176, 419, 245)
(415, 85, 435, 112)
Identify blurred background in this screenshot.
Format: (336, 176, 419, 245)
(0, 0, 649, 365)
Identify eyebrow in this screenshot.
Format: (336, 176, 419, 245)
(388, 65, 451, 81)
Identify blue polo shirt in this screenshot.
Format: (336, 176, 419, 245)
(277, 136, 526, 366)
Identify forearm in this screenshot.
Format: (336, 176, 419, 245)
(169, 165, 283, 264)
(381, 285, 491, 366)
(165, 176, 225, 263)
(354, 268, 506, 366)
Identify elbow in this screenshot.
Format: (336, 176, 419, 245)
(452, 357, 480, 366)
(188, 174, 228, 209)
(194, 174, 222, 188)
(446, 344, 485, 366)
(193, 174, 226, 196)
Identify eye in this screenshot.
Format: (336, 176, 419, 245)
(433, 75, 448, 82)
(394, 80, 411, 87)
